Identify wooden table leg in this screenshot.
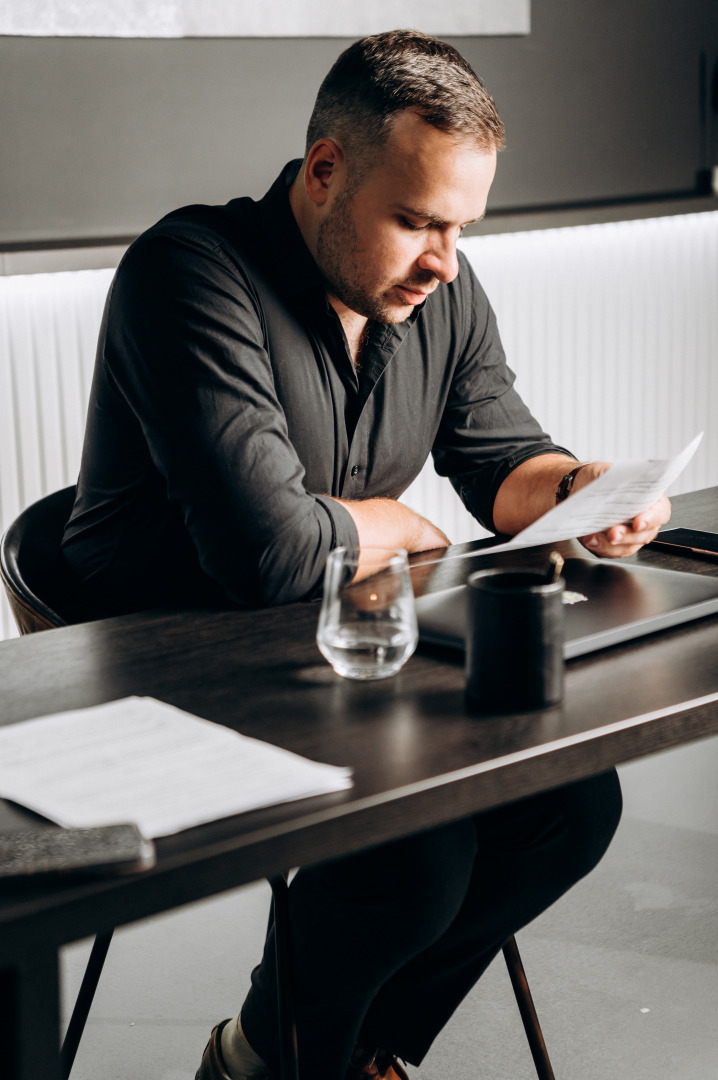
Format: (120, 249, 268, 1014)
(2, 951, 63, 1080)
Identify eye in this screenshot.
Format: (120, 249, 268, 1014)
(399, 217, 428, 231)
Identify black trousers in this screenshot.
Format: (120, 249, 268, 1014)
(241, 770, 622, 1080)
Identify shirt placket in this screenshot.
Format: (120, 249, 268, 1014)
(341, 326, 399, 497)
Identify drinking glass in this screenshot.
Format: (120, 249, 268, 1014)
(316, 547, 418, 680)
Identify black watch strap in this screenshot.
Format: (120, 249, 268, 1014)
(555, 463, 589, 504)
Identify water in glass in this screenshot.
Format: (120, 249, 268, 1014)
(317, 547, 418, 680)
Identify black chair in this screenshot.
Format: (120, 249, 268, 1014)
(0, 486, 82, 634)
(0, 489, 555, 1080)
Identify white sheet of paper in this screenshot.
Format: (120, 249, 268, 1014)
(504, 431, 703, 549)
(435, 433, 703, 564)
(0, 698, 352, 838)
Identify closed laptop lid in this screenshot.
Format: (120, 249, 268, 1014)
(415, 558, 718, 659)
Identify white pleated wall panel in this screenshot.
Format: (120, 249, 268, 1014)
(0, 269, 112, 639)
(1, 211, 717, 638)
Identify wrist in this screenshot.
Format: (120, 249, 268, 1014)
(555, 462, 591, 504)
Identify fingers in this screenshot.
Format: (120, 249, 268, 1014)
(580, 495, 671, 559)
(580, 532, 646, 559)
(631, 493, 672, 533)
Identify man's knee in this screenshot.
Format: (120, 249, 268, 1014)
(551, 769, 623, 881)
(531, 769, 623, 885)
(475, 768, 623, 887)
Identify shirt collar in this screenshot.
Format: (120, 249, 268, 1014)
(255, 160, 325, 300)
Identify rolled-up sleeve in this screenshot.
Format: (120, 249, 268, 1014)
(100, 232, 357, 606)
(432, 262, 573, 533)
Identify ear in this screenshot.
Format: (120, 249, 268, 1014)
(304, 139, 345, 207)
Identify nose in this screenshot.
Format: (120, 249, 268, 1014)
(417, 232, 460, 284)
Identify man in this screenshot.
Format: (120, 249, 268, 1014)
(63, 29, 669, 1080)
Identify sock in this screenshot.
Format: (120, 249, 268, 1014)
(220, 1012, 269, 1080)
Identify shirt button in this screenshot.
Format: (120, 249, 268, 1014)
(351, 465, 360, 477)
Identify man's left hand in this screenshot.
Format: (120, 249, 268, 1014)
(574, 462, 672, 558)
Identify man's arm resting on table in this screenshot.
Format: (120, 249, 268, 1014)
(493, 454, 672, 558)
(329, 497, 451, 576)
(327, 451, 671, 583)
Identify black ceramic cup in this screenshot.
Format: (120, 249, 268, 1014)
(465, 568, 566, 713)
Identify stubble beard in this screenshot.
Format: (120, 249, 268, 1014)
(316, 188, 408, 325)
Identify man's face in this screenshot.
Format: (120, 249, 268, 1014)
(315, 111, 497, 325)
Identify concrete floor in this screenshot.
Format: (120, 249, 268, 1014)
(61, 734, 718, 1080)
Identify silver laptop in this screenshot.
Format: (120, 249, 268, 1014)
(415, 557, 718, 659)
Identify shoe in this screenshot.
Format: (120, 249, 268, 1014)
(196, 1019, 234, 1080)
(346, 1047, 410, 1080)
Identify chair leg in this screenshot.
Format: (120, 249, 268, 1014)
(268, 874, 299, 1080)
(60, 929, 114, 1080)
(502, 935, 556, 1080)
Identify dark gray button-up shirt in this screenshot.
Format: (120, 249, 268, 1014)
(63, 162, 569, 612)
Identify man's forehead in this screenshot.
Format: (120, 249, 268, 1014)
(365, 119, 496, 221)
(383, 108, 493, 158)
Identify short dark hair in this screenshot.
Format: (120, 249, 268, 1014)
(305, 29, 505, 180)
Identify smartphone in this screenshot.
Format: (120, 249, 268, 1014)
(647, 528, 718, 561)
(0, 823, 156, 881)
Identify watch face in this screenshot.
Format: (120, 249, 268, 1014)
(556, 465, 583, 503)
(556, 474, 571, 502)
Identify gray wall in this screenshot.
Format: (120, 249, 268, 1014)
(1, 0, 717, 246)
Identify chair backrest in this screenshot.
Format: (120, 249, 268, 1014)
(0, 486, 81, 634)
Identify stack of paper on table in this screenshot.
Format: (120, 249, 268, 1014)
(0, 697, 352, 838)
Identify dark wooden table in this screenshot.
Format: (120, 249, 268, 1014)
(1, 487, 717, 1080)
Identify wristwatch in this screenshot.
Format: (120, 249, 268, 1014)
(555, 463, 589, 504)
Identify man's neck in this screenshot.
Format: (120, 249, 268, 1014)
(289, 172, 368, 367)
(328, 294, 368, 367)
